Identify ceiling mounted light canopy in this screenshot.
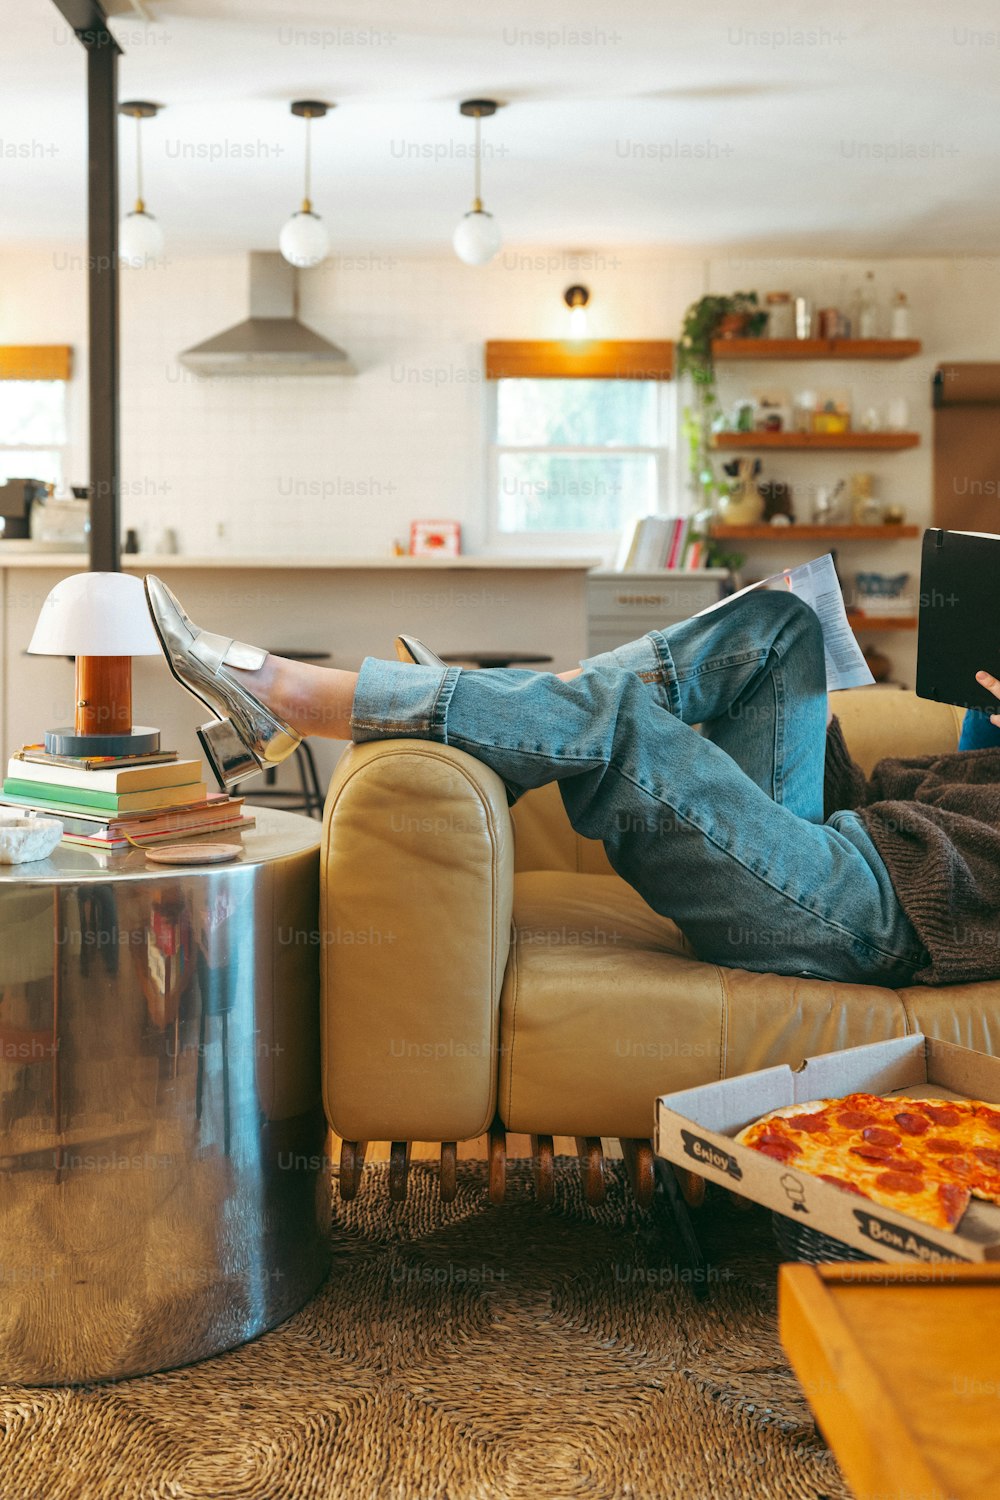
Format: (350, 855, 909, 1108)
(119, 100, 164, 269)
(280, 100, 333, 269)
(564, 284, 591, 340)
(453, 99, 502, 267)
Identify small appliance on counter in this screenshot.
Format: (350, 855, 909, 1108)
(0, 478, 50, 541)
(30, 494, 90, 550)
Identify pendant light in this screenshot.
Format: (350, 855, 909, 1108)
(280, 101, 333, 269)
(453, 99, 502, 266)
(119, 101, 164, 268)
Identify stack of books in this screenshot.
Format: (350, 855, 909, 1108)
(1, 745, 253, 852)
(616, 515, 706, 572)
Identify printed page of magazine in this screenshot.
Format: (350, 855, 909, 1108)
(696, 552, 874, 693)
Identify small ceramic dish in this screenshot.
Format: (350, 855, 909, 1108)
(0, 813, 63, 864)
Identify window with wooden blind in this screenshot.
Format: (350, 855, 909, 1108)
(484, 341, 676, 544)
(0, 347, 72, 491)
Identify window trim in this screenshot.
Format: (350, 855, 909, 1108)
(485, 340, 674, 381)
(485, 379, 680, 554)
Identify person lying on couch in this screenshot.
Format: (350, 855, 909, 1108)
(144, 575, 1000, 992)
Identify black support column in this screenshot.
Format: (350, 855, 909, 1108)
(51, 1, 122, 572)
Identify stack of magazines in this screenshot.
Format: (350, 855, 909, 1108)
(1, 744, 253, 852)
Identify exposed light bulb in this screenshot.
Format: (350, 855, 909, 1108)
(279, 209, 330, 269)
(567, 304, 589, 340)
(120, 209, 165, 268)
(453, 209, 501, 266)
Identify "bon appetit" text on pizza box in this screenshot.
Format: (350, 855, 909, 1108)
(654, 1035, 1000, 1264)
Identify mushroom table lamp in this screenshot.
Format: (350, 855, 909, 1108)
(27, 572, 163, 756)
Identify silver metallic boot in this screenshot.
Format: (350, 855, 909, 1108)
(144, 574, 301, 789)
(394, 635, 447, 667)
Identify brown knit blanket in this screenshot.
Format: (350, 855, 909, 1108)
(825, 718, 1000, 985)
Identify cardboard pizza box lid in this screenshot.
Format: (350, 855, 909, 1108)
(655, 1034, 1000, 1265)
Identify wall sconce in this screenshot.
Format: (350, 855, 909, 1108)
(564, 285, 590, 340)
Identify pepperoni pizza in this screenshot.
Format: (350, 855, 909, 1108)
(736, 1092, 1000, 1231)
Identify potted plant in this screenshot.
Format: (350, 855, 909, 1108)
(677, 292, 767, 538)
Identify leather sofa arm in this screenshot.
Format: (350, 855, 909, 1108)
(320, 739, 514, 1142)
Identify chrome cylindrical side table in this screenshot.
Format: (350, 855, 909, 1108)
(0, 808, 329, 1385)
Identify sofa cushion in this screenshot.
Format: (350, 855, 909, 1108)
(499, 871, 934, 1138)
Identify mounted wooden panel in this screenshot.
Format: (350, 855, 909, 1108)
(485, 340, 674, 381)
(933, 362, 1000, 531)
(0, 346, 73, 381)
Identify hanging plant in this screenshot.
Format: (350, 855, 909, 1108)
(676, 292, 767, 525)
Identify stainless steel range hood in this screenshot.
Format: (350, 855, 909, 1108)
(179, 252, 353, 377)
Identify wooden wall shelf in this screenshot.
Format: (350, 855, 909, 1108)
(712, 431, 919, 451)
(712, 338, 922, 361)
(848, 615, 917, 632)
(709, 524, 919, 541)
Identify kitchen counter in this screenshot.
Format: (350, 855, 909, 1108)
(0, 552, 600, 571)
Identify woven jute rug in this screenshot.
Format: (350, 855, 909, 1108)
(0, 1161, 849, 1500)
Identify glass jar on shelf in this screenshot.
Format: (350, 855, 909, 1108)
(765, 292, 795, 339)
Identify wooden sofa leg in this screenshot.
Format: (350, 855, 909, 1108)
(620, 1138, 656, 1208)
(531, 1134, 555, 1206)
(488, 1116, 507, 1205)
(388, 1141, 411, 1203)
(575, 1136, 606, 1205)
(675, 1165, 706, 1209)
(439, 1142, 457, 1202)
(339, 1139, 367, 1201)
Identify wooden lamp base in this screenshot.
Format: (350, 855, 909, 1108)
(43, 655, 161, 758)
(75, 655, 132, 737)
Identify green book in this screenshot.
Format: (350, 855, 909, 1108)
(1, 777, 206, 813)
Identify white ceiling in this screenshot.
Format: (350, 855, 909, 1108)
(4, 0, 1000, 255)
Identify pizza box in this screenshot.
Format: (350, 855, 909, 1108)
(654, 1034, 1000, 1265)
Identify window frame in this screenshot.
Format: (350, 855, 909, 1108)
(0, 378, 71, 493)
(485, 376, 681, 555)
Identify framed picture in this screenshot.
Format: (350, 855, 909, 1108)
(409, 520, 461, 557)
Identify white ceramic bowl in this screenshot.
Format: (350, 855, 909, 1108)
(0, 813, 63, 864)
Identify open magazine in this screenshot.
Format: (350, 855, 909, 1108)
(696, 553, 875, 693)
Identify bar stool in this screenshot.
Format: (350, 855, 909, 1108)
(441, 651, 554, 670)
(237, 648, 329, 819)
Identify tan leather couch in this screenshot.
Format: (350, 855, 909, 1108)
(320, 687, 1000, 1186)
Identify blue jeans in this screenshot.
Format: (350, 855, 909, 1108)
(351, 591, 925, 987)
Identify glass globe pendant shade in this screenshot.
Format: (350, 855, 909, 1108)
(119, 209, 165, 268)
(279, 209, 330, 269)
(453, 209, 501, 266)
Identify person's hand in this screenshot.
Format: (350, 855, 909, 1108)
(975, 670, 1000, 726)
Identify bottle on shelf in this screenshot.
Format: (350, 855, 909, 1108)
(856, 271, 879, 339)
(890, 292, 912, 339)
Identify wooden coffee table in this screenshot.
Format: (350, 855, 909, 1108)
(779, 1261, 1000, 1500)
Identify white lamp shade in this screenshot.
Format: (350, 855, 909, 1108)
(453, 209, 501, 266)
(120, 210, 165, 268)
(279, 210, 330, 269)
(28, 573, 161, 656)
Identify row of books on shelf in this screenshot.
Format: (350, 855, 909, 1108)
(1, 744, 252, 852)
(616, 515, 708, 573)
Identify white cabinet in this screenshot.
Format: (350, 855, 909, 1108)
(586, 570, 730, 654)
